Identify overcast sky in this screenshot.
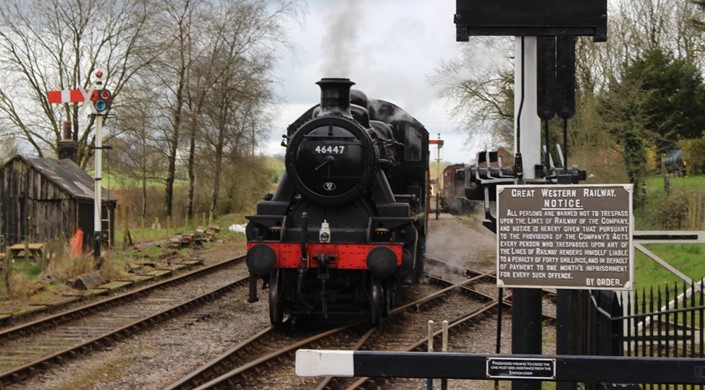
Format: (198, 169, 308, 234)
(264, 0, 496, 164)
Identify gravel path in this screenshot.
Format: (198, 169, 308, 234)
(425, 212, 497, 273)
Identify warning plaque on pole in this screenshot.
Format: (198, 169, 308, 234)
(487, 357, 556, 380)
(496, 184, 633, 290)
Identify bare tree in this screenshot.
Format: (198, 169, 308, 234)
(140, 0, 300, 219)
(201, 58, 275, 218)
(429, 37, 515, 150)
(0, 0, 157, 168)
(609, 0, 705, 67)
(111, 83, 166, 219)
(189, 0, 298, 220)
(157, 0, 193, 219)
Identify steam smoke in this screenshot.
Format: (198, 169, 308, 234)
(320, 2, 363, 77)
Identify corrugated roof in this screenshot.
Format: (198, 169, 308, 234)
(5, 154, 116, 202)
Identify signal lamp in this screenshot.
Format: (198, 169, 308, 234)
(91, 89, 112, 114)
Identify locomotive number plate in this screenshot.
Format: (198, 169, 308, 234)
(314, 145, 346, 154)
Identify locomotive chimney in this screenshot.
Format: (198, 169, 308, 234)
(57, 120, 77, 162)
(316, 78, 354, 118)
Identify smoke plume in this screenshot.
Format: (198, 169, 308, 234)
(320, 2, 363, 77)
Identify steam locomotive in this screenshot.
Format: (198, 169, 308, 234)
(439, 163, 476, 214)
(245, 78, 429, 325)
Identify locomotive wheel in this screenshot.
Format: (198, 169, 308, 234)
(269, 269, 283, 325)
(413, 256, 425, 283)
(383, 280, 394, 316)
(370, 278, 383, 326)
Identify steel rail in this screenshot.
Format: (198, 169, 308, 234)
(342, 290, 505, 389)
(0, 256, 244, 341)
(185, 266, 499, 389)
(180, 322, 367, 390)
(0, 257, 246, 387)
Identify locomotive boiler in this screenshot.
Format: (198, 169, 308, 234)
(245, 78, 429, 325)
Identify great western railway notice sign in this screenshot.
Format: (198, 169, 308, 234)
(496, 184, 633, 290)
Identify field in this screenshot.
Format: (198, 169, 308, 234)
(644, 174, 705, 192)
(638, 175, 705, 290)
(634, 244, 705, 291)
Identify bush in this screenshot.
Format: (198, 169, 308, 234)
(637, 182, 704, 230)
(680, 137, 705, 176)
(46, 244, 95, 281)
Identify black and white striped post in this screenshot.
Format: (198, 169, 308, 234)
(295, 350, 705, 385)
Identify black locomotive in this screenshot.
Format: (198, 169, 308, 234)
(245, 78, 429, 325)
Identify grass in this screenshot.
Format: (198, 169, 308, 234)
(0, 213, 249, 301)
(637, 175, 705, 292)
(454, 191, 705, 296)
(105, 213, 248, 276)
(633, 243, 705, 291)
(114, 213, 249, 246)
(457, 214, 480, 224)
(103, 174, 163, 190)
(645, 175, 705, 193)
(97, 155, 285, 190)
(638, 175, 705, 230)
(10, 261, 42, 278)
(3, 171, 703, 302)
(52, 353, 134, 390)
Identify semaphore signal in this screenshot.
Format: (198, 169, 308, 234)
(46, 68, 111, 264)
(46, 69, 111, 116)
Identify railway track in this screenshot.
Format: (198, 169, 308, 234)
(0, 256, 247, 387)
(338, 259, 556, 390)
(163, 258, 528, 389)
(163, 322, 371, 390)
(1, 256, 557, 389)
(425, 256, 558, 317)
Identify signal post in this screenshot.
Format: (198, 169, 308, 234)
(90, 70, 112, 262)
(47, 69, 112, 265)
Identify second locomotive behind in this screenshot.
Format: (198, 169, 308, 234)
(245, 78, 429, 325)
(440, 163, 476, 214)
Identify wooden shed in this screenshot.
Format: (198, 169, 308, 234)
(0, 154, 116, 252)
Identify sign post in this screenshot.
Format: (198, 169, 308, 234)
(455, 3, 608, 388)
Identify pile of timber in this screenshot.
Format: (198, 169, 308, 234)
(168, 225, 220, 249)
